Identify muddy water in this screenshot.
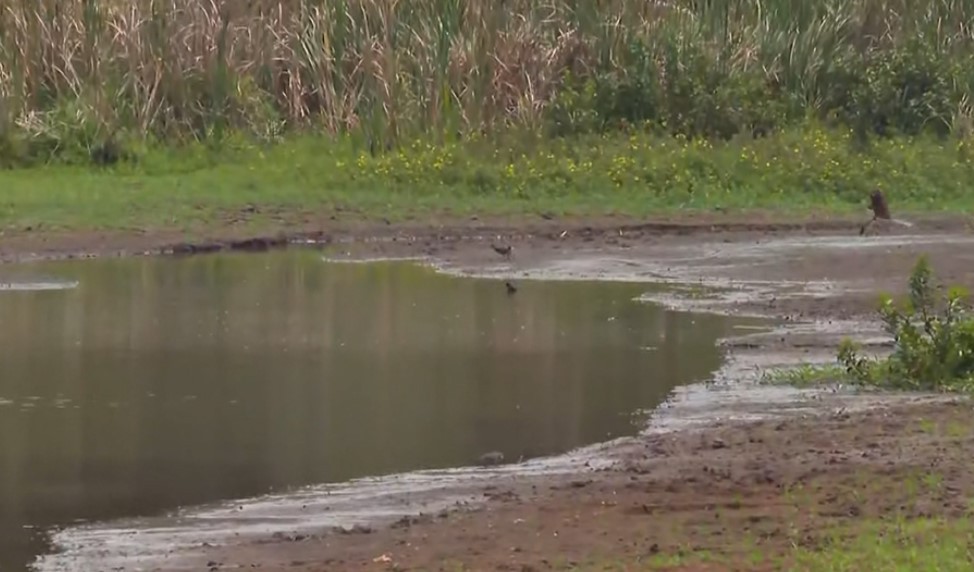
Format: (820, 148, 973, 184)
(0, 250, 749, 570)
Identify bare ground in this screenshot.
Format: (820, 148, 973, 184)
(15, 211, 974, 572)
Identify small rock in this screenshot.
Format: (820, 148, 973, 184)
(478, 451, 505, 466)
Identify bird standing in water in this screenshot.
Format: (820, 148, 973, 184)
(505, 281, 518, 295)
(491, 243, 513, 260)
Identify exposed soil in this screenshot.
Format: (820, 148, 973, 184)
(12, 211, 974, 572)
(1, 210, 969, 264)
(200, 398, 974, 572)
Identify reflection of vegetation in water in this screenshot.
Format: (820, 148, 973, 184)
(0, 253, 746, 570)
(766, 256, 974, 394)
(0, 252, 744, 568)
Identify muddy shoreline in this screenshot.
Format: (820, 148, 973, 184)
(1, 211, 969, 265)
(9, 213, 974, 571)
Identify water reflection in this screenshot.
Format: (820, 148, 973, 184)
(0, 251, 742, 569)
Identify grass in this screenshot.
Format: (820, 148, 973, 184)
(652, 519, 974, 571)
(560, 515, 974, 571)
(571, 467, 974, 572)
(4, 1, 974, 235)
(3, 123, 974, 234)
(761, 363, 850, 388)
(790, 518, 974, 571)
(4, 1, 974, 233)
(4, 0, 974, 158)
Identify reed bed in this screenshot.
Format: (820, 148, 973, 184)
(2, 0, 974, 157)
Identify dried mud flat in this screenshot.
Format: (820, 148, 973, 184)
(15, 213, 974, 572)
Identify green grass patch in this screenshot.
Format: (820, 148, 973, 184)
(2, 124, 974, 233)
(791, 517, 974, 572)
(563, 517, 974, 571)
(761, 363, 850, 388)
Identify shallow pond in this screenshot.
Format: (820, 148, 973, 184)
(0, 250, 753, 569)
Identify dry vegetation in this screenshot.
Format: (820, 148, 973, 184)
(3, 0, 974, 155)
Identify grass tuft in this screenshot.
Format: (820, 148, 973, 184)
(760, 364, 849, 388)
(2, 125, 974, 233)
(790, 517, 974, 572)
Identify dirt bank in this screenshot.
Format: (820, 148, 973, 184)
(1, 211, 969, 264)
(200, 397, 972, 572)
(19, 213, 974, 572)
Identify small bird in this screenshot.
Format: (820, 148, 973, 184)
(505, 281, 517, 295)
(860, 189, 889, 235)
(491, 243, 513, 260)
(869, 188, 891, 221)
(860, 188, 912, 235)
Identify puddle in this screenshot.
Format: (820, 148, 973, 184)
(0, 250, 759, 571)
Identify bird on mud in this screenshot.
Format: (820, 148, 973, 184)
(491, 243, 513, 260)
(859, 188, 912, 235)
(860, 189, 890, 235)
(505, 281, 518, 295)
(869, 188, 892, 220)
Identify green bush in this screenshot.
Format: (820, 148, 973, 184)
(546, 37, 795, 140)
(836, 40, 957, 138)
(545, 36, 971, 141)
(838, 256, 974, 393)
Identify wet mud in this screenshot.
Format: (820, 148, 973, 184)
(10, 213, 974, 571)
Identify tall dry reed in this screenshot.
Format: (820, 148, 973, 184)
(2, 0, 974, 145)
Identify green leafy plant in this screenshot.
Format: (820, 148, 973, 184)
(838, 256, 974, 393)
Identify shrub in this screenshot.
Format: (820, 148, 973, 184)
(838, 256, 974, 393)
(840, 40, 957, 137)
(546, 37, 794, 140)
(544, 34, 972, 142)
